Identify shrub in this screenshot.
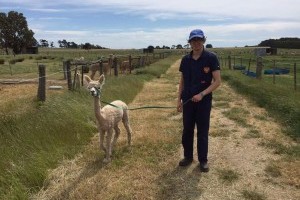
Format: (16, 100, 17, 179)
(0, 59, 5, 64)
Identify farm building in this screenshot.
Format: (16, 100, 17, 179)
(22, 46, 39, 54)
(254, 47, 277, 56)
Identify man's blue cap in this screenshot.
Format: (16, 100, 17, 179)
(188, 29, 205, 42)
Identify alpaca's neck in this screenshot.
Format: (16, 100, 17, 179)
(93, 96, 104, 121)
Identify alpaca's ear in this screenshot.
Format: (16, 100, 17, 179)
(99, 74, 105, 86)
(84, 75, 91, 83)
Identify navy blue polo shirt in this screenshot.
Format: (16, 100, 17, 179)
(179, 50, 220, 102)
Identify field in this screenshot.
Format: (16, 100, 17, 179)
(0, 47, 299, 199)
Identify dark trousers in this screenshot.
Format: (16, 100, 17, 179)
(182, 99, 211, 163)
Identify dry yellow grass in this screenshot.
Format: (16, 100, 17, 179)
(31, 60, 299, 200)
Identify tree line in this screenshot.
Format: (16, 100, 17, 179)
(258, 38, 300, 49)
(40, 39, 107, 49)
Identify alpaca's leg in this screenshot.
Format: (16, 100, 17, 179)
(123, 121, 132, 145)
(99, 130, 106, 153)
(122, 111, 132, 145)
(103, 129, 113, 163)
(112, 125, 120, 149)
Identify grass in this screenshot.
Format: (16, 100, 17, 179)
(243, 129, 261, 139)
(241, 189, 266, 200)
(222, 107, 250, 127)
(0, 53, 180, 199)
(264, 163, 282, 178)
(222, 67, 300, 141)
(217, 169, 240, 184)
(259, 139, 300, 157)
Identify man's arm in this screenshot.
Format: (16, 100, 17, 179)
(177, 73, 184, 112)
(192, 70, 221, 102)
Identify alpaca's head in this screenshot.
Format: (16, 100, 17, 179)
(84, 74, 105, 97)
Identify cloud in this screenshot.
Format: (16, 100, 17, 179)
(1, 0, 299, 48)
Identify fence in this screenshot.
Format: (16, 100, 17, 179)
(36, 52, 171, 101)
(219, 55, 299, 91)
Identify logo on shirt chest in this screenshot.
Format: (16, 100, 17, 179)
(203, 66, 210, 73)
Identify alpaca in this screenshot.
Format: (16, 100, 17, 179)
(120, 60, 130, 74)
(74, 71, 81, 89)
(74, 56, 84, 61)
(90, 61, 112, 79)
(84, 74, 132, 163)
(74, 57, 85, 64)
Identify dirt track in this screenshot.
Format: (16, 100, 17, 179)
(32, 60, 299, 200)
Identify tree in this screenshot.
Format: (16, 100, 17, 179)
(82, 42, 92, 50)
(184, 44, 190, 49)
(176, 44, 183, 49)
(206, 44, 213, 48)
(68, 41, 78, 48)
(58, 39, 68, 48)
(40, 39, 49, 47)
(0, 11, 36, 54)
(147, 45, 154, 50)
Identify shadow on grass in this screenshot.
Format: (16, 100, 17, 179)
(155, 165, 203, 200)
(49, 155, 106, 199)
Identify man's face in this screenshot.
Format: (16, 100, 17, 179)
(189, 37, 204, 51)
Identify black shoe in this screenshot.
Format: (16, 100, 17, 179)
(200, 162, 209, 172)
(179, 158, 193, 166)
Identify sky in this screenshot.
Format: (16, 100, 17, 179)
(1, 0, 300, 49)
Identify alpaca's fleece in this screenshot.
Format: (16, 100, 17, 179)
(98, 100, 128, 130)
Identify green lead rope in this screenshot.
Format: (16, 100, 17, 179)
(100, 98, 191, 111)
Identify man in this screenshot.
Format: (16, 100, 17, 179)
(177, 29, 221, 172)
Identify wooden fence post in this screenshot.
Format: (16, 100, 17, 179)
(228, 55, 231, 70)
(81, 65, 84, 86)
(113, 56, 118, 76)
(294, 63, 297, 91)
(72, 66, 78, 90)
(256, 57, 263, 79)
(37, 64, 46, 101)
(109, 54, 113, 75)
(66, 60, 72, 90)
(129, 54, 132, 74)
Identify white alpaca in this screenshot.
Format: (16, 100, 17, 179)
(74, 71, 81, 89)
(74, 56, 84, 61)
(84, 74, 132, 163)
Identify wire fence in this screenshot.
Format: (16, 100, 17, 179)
(218, 55, 299, 91)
